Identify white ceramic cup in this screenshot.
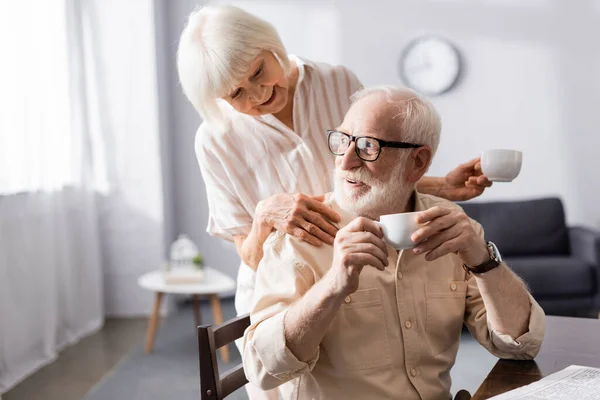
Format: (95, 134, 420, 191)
(480, 149, 523, 182)
(378, 211, 423, 250)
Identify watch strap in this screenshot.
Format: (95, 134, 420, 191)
(462, 241, 501, 274)
(462, 258, 500, 274)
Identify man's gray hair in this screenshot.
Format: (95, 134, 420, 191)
(350, 85, 441, 156)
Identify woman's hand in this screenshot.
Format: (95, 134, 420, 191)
(256, 193, 340, 246)
(442, 157, 493, 201)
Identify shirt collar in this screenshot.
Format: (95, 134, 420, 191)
(288, 54, 310, 92)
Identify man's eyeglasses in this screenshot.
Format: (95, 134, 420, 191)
(326, 130, 423, 162)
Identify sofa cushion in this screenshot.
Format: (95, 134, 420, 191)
(460, 198, 569, 257)
(505, 256, 596, 297)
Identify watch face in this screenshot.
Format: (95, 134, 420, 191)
(400, 36, 461, 96)
(488, 241, 502, 263)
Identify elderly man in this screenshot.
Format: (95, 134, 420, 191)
(242, 86, 545, 400)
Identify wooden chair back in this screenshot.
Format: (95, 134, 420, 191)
(198, 314, 250, 399)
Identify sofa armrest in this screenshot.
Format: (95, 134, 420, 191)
(569, 227, 600, 312)
(569, 226, 600, 266)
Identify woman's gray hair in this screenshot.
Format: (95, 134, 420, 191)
(177, 5, 290, 127)
(351, 86, 441, 156)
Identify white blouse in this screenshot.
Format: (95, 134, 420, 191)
(195, 55, 363, 314)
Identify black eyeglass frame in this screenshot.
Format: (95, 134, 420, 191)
(326, 130, 423, 162)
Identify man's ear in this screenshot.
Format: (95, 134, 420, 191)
(406, 146, 432, 183)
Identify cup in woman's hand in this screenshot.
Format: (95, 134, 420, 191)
(378, 212, 423, 250)
(480, 149, 522, 182)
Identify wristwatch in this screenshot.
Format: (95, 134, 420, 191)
(463, 241, 502, 274)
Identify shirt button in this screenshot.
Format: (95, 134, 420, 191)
(450, 283, 457, 291)
(404, 320, 412, 329)
(344, 296, 352, 304)
(398, 271, 403, 279)
(410, 368, 417, 377)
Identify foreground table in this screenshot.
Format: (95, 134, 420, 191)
(137, 267, 236, 362)
(473, 315, 600, 399)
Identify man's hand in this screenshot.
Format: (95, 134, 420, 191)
(282, 217, 388, 364)
(442, 157, 493, 201)
(326, 217, 389, 297)
(411, 207, 489, 267)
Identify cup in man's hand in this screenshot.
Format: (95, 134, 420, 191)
(378, 212, 423, 250)
(481, 149, 522, 182)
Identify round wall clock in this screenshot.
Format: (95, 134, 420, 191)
(400, 36, 461, 96)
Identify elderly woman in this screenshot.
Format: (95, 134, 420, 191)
(177, 5, 490, 398)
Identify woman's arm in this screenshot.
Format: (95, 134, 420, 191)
(415, 176, 446, 197)
(233, 219, 273, 271)
(233, 193, 341, 271)
(417, 157, 493, 201)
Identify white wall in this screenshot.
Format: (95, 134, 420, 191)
(155, 0, 242, 282)
(159, 0, 600, 276)
(335, 0, 600, 228)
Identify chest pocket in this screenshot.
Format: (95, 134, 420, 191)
(321, 288, 391, 371)
(425, 281, 467, 356)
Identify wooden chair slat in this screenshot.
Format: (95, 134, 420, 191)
(213, 314, 250, 349)
(220, 364, 247, 398)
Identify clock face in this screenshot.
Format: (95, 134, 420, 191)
(400, 36, 461, 96)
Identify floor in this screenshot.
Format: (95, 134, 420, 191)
(3, 296, 500, 400)
(81, 299, 497, 400)
(3, 318, 148, 400)
(84, 299, 243, 400)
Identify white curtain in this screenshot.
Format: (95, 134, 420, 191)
(0, 0, 165, 392)
(0, 0, 104, 392)
(0, 190, 103, 392)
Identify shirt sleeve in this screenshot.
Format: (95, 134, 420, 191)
(342, 66, 363, 96)
(242, 232, 319, 390)
(464, 274, 546, 359)
(463, 220, 546, 360)
(194, 127, 253, 242)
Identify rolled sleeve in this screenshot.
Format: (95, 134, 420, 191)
(244, 310, 319, 389)
(464, 219, 546, 360)
(205, 213, 252, 242)
(195, 128, 253, 242)
(487, 293, 546, 359)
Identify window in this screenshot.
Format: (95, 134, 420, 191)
(0, 0, 75, 194)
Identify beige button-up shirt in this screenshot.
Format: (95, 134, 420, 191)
(243, 192, 545, 400)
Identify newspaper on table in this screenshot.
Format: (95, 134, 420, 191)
(489, 365, 600, 400)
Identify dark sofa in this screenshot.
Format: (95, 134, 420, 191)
(461, 197, 600, 317)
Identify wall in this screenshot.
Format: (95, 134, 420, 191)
(335, 0, 600, 228)
(158, 0, 600, 280)
(155, 0, 242, 283)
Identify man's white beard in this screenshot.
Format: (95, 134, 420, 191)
(334, 163, 413, 219)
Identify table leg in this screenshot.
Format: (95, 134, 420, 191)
(145, 292, 164, 354)
(192, 295, 202, 327)
(210, 294, 229, 363)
